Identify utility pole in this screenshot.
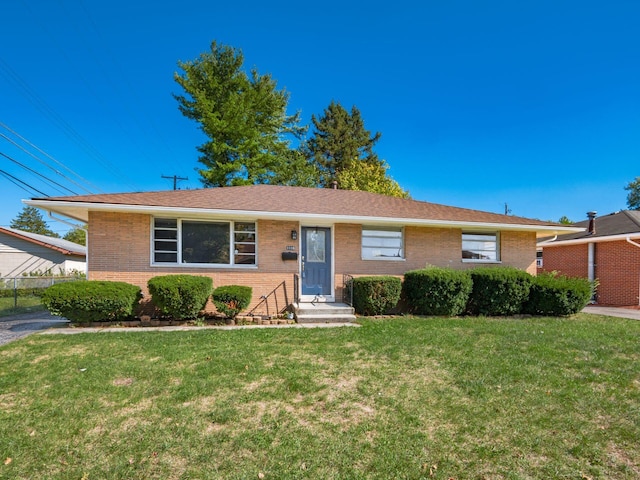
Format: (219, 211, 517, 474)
(161, 175, 188, 190)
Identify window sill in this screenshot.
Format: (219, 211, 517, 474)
(362, 257, 406, 262)
(151, 263, 258, 269)
(461, 259, 502, 264)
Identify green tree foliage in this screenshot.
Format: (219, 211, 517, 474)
(625, 177, 640, 210)
(10, 206, 59, 237)
(303, 101, 384, 187)
(174, 41, 310, 187)
(63, 225, 87, 246)
(558, 215, 573, 224)
(337, 160, 409, 198)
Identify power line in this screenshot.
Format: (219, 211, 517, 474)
(0, 56, 139, 191)
(0, 129, 96, 195)
(0, 150, 76, 195)
(0, 167, 48, 197)
(0, 121, 100, 194)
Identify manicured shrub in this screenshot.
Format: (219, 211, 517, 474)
(41, 280, 142, 323)
(402, 268, 472, 316)
(523, 273, 593, 316)
(211, 285, 252, 319)
(466, 267, 532, 316)
(148, 274, 213, 319)
(351, 276, 402, 316)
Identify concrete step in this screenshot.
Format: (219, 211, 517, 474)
(293, 302, 356, 324)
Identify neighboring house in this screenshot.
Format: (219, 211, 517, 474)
(0, 227, 86, 277)
(538, 210, 640, 306)
(25, 185, 579, 311)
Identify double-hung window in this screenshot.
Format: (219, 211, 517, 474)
(362, 226, 404, 260)
(153, 218, 256, 266)
(462, 232, 499, 262)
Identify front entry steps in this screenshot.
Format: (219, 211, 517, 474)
(293, 302, 356, 324)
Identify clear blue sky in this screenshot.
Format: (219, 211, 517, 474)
(1, 0, 638, 235)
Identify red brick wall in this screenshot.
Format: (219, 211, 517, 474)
(541, 240, 640, 306)
(88, 212, 300, 311)
(541, 244, 589, 278)
(88, 212, 539, 310)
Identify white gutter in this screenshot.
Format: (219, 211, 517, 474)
(627, 236, 640, 249)
(541, 232, 640, 247)
(25, 199, 584, 235)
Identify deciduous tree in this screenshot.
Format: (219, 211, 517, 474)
(625, 177, 640, 210)
(336, 160, 409, 198)
(174, 41, 310, 186)
(63, 225, 87, 246)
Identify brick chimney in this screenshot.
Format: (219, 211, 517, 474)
(587, 211, 597, 235)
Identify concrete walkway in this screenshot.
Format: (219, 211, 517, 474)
(0, 311, 358, 346)
(1, 305, 636, 348)
(582, 305, 640, 321)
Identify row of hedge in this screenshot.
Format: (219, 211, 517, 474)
(42, 275, 252, 323)
(351, 267, 594, 317)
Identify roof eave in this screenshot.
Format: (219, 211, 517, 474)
(540, 232, 640, 247)
(25, 199, 581, 235)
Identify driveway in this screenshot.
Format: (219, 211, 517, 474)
(0, 311, 69, 347)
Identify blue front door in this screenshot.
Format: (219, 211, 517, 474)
(301, 227, 332, 298)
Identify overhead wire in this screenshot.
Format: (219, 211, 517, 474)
(77, 0, 180, 162)
(0, 150, 77, 195)
(0, 167, 48, 197)
(0, 56, 138, 191)
(0, 126, 97, 194)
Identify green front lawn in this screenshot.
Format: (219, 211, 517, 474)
(1, 314, 639, 479)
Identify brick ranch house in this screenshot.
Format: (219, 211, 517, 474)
(538, 210, 640, 306)
(25, 185, 580, 317)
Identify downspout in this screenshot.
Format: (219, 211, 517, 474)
(586, 211, 597, 302)
(626, 236, 640, 249)
(626, 237, 640, 306)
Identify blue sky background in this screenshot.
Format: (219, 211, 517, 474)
(1, 0, 638, 235)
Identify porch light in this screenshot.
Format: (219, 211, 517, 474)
(291, 230, 298, 240)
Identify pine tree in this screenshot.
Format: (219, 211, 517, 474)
(10, 206, 59, 237)
(174, 41, 311, 187)
(303, 101, 383, 187)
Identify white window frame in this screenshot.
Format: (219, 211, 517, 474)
(361, 225, 405, 261)
(151, 217, 257, 268)
(461, 232, 500, 263)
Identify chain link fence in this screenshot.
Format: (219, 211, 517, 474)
(0, 276, 83, 315)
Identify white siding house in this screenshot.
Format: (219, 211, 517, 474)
(0, 227, 86, 277)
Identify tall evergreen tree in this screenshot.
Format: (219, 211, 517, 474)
(174, 41, 311, 187)
(303, 101, 383, 187)
(10, 206, 59, 237)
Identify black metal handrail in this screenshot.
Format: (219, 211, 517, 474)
(342, 274, 354, 306)
(293, 273, 300, 305)
(247, 280, 289, 318)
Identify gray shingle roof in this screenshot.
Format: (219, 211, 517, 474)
(551, 210, 640, 241)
